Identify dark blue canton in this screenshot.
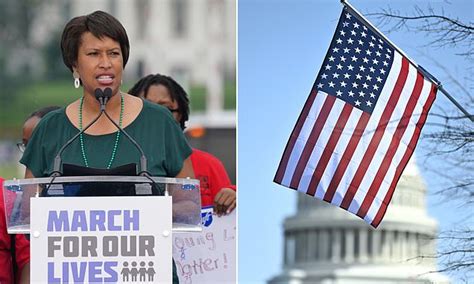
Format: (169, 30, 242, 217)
(314, 9, 395, 114)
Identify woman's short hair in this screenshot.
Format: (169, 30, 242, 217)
(60, 10, 130, 72)
(128, 74, 190, 130)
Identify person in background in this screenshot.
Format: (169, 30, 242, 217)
(129, 74, 236, 215)
(0, 106, 59, 283)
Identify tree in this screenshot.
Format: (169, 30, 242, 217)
(369, 3, 473, 282)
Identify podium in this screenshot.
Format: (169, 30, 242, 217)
(2, 176, 201, 283)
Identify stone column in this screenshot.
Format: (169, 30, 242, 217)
(345, 229, 354, 263)
(332, 229, 341, 263)
(359, 229, 368, 263)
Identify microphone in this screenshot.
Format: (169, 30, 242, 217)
(97, 88, 150, 176)
(51, 89, 105, 176)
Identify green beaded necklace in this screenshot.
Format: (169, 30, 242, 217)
(79, 94, 124, 169)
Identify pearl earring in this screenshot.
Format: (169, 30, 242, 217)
(73, 70, 80, 89)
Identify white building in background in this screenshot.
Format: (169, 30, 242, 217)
(269, 158, 450, 284)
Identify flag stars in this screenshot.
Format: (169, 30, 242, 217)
(336, 38, 343, 44)
(380, 69, 386, 75)
(376, 76, 382, 82)
(332, 47, 340, 53)
(373, 84, 379, 91)
(339, 30, 346, 36)
(348, 64, 354, 71)
(354, 47, 361, 53)
(353, 22, 360, 28)
(345, 13, 352, 19)
(378, 38, 383, 44)
(369, 66, 375, 73)
(340, 81, 347, 87)
(372, 59, 379, 65)
(329, 81, 335, 88)
(350, 30, 357, 36)
(348, 91, 355, 97)
(336, 90, 343, 96)
(336, 63, 343, 70)
(351, 56, 358, 62)
(383, 61, 389, 66)
(363, 26, 367, 31)
(366, 50, 372, 56)
(378, 44, 383, 49)
(359, 65, 366, 72)
(366, 75, 372, 81)
(343, 47, 350, 53)
(385, 53, 391, 59)
(317, 83, 324, 88)
(370, 92, 376, 98)
(362, 57, 369, 63)
(361, 31, 367, 38)
(359, 91, 365, 97)
(340, 56, 347, 62)
(352, 82, 359, 88)
(386, 48, 392, 53)
(369, 42, 375, 48)
(343, 21, 349, 27)
(371, 35, 376, 41)
(321, 73, 328, 79)
(355, 100, 361, 106)
(358, 39, 364, 45)
(325, 64, 332, 70)
(366, 100, 373, 107)
(347, 38, 354, 44)
(355, 73, 362, 80)
(376, 51, 382, 57)
(329, 56, 335, 62)
(332, 72, 340, 78)
(343, 73, 351, 79)
(362, 83, 369, 89)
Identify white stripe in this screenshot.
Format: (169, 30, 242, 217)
(314, 109, 363, 199)
(348, 60, 418, 214)
(281, 92, 326, 186)
(364, 78, 434, 224)
(331, 52, 404, 206)
(297, 97, 345, 194)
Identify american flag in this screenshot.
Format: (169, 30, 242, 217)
(274, 8, 437, 228)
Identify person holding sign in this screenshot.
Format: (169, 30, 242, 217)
(20, 11, 194, 283)
(129, 74, 237, 215)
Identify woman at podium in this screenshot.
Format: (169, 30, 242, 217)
(19, 10, 193, 283)
(20, 10, 194, 180)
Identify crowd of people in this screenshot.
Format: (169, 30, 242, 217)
(1, 10, 235, 283)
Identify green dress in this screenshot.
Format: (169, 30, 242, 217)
(20, 99, 190, 283)
(21, 99, 192, 177)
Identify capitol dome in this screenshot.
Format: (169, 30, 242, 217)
(269, 157, 450, 284)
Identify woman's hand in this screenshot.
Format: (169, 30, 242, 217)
(214, 188, 236, 216)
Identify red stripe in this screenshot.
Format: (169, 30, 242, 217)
(323, 112, 370, 202)
(356, 72, 424, 218)
(371, 84, 437, 227)
(274, 89, 318, 184)
(340, 58, 410, 210)
(290, 95, 336, 189)
(307, 103, 353, 196)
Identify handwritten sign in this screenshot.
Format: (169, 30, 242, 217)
(173, 207, 236, 283)
(31, 196, 172, 283)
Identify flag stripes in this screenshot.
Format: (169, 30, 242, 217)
(274, 49, 436, 227)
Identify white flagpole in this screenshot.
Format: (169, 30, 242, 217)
(340, 0, 474, 122)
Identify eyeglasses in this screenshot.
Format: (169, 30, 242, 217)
(17, 142, 26, 153)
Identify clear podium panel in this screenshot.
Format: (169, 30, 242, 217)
(2, 176, 201, 233)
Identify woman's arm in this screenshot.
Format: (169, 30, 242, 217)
(175, 157, 195, 179)
(24, 168, 34, 179)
